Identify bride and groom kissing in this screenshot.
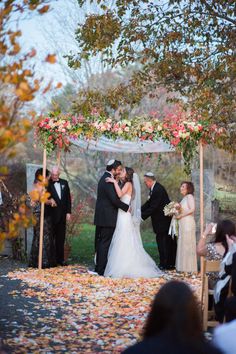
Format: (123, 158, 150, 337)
(94, 159, 176, 278)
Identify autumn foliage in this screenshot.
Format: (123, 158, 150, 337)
(0, 0, 55, 249)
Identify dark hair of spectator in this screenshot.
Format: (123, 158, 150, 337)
(106, 160, 122, 172)
(124, 167, 134, 183)
(225, 296, 236, 322)
(181, 181, 194, 195)
(215, 219, 235, 255)
(34, 168, 50, 184)
(143, 281, 203, 342)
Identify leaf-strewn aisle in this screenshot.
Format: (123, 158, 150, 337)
(2, 265, 201, 353)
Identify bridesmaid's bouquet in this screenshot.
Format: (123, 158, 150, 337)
(164, 201, 181, 239)
(163, 201, 181, 217)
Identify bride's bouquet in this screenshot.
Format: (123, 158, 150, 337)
(164, 201, 181, 239)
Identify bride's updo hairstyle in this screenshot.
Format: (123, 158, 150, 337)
(125, 167, 134, 183)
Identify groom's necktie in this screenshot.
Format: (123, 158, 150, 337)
(149, 189, 152, 197)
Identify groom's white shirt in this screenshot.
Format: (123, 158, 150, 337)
(150, 181, 156, 194)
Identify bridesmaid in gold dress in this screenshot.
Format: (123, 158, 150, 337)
(175, 181, 198, 272)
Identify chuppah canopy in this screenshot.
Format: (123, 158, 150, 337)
(69, 136, 174, 153)
(35, 110, 226, 309)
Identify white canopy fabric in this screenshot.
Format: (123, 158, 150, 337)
(70, 136, 174, 153)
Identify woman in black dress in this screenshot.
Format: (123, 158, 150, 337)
(29, 168, 57, 268)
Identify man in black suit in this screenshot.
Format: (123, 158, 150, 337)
(94, 159, 129, 275)
(48, 166, 71, 266)
(141, 172, 176, 270)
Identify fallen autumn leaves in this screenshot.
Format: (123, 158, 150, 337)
(3, 265, 201, 353)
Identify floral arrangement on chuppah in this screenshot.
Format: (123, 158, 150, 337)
(35, 109, 226, 174)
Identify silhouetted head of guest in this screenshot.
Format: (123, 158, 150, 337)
(143, 280, 202, 341)
(214, 219, 236, 254)
(34, 168, 50, 184)
(225, 296, 236, 323)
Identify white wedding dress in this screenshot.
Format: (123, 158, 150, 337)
(104, 194, 161, 278)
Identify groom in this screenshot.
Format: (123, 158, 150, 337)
(94, 159, 129, 275)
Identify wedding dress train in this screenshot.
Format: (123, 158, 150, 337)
(104, 194, 161, 278)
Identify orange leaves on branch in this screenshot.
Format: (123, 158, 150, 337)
(15, 81, 34, 101)
(0, 199, 35, 248)
(0, 166, 8, 175)
(28, 48, 37, 57)
(0, 0, 56, 251)
(42, 81, 52, 94)
(33, 78, 40, 91)
(40, 191, 50, 203)
(29, 189, 40, 202)
(56, 82, 63, 89)
(0, 41, 7, 55)
(45, 54, 57, 64)
(38, 5, 50, 14)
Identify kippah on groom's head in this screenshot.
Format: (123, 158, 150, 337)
(106, 159, 122, 171)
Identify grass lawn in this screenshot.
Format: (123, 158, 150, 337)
(70, 223, 159, 268)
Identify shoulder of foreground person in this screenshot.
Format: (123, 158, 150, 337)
(122, 337, 223, 354)
(214, 319, 236, 338)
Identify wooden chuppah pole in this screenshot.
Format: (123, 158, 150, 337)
(38, 148, 47, 270)
(199, 141, 205, 302)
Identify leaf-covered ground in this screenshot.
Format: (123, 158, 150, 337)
(1, 264, 201, 353)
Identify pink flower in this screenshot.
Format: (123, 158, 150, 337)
(100, 125, 107, 132)
(197, 124, 203, 131)
(172, 131, 179, 138)
(72, 116, 77, 124)
(171, 138, 180, 146)
(91, 108, 99, 116)
(78, 114, 85, 122)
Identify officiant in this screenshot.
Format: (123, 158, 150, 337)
(141, 172, 176, 270)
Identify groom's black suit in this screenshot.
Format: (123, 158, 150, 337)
(141, 182, 176, 269)
(94, 171, 129, 275)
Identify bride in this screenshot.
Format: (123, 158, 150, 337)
(104, 167, 161, 278)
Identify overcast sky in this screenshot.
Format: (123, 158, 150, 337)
(18, 0, 89, 109)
